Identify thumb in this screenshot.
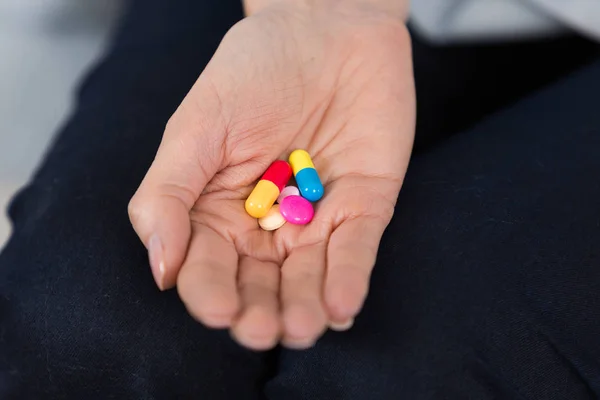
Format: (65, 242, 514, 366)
(129, 84, 225, 290)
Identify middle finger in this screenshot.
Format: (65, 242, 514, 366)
(280, 243, 328, 349)
(231, 256, 281, 350)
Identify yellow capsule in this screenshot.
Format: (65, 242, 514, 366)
(245, 180, 280, 219)
(289, 149, 315, 175)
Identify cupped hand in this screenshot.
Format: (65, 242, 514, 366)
(128, 0, 415, 350)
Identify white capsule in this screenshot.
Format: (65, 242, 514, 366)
(258, 205, 286, 231)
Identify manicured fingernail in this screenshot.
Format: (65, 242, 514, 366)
(329, 318, 354, 331)
(148, 234, 166, 290)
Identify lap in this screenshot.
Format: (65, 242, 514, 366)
(2, 0, 600, 397)
(268, 59, 600, 399)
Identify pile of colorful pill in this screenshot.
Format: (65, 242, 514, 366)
(244, 149, 324, 231)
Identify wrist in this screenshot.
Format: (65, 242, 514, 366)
(243, 0, 409, 21)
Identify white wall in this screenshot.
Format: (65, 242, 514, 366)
(0, 0, 122, 249)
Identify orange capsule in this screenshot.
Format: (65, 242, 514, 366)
(245, 161, 292, 218)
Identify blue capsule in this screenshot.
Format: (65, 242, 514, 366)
(289, 149, 324, 202)
(295, 168, 324, 201)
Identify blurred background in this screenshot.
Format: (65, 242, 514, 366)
(0, 0, 122, 248)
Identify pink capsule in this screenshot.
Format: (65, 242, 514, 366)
(279, 195, 314, 225)
(277, 186, 300, 204)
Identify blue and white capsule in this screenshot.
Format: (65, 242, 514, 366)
(289, 149, 324, 202)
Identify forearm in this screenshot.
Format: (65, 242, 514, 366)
(243, 0, 410, 20)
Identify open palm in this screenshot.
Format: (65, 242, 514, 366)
(129, 2, 415, 350)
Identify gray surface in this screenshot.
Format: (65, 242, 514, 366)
(0, 0, 122, 248)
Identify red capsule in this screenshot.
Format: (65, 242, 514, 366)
(260, 160, 292, 192)
(245, 160, 292, 219)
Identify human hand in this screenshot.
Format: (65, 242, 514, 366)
(128, 0, 415, 350)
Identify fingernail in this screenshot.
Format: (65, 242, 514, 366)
(282, 337, 316, 350)
(148, 234, 166, 290)
(329, 318, 354, 331)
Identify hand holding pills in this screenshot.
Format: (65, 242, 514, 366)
(128, 0, 415, 351)
(247, 150, 323, 230)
